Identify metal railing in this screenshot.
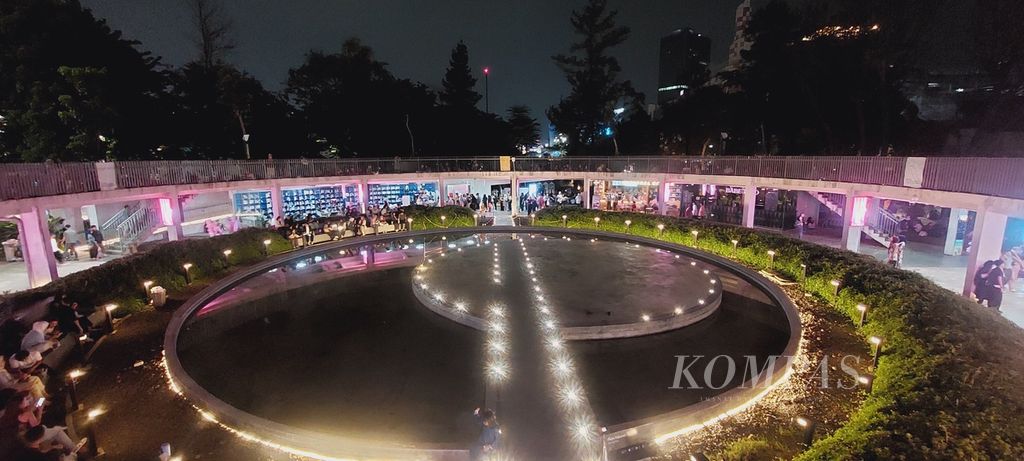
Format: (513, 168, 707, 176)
(868, 207, 902, 239)
(3, 156, 1024, 202)
(0, 162, 100, 200)
(114, 206, 156, 252)
(114, 158, 501, 188)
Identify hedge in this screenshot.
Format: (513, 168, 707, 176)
(533, 206, 1024, 460)
(406, 205, 477, 230)
(0, 228, 291, 319)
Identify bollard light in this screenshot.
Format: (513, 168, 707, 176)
(691, 229, 699, 245)
(767, 250, 776, 269)
(857, 374, 874, 392)
(103, 304, 117, 332)
(795, 417, 817, 447)
(441, 215, 447, 228)
(830, 279, 841, 296)
(731, 239, 739, 251)
(263, 239, 272, 255)
(800, 263, 807, 278)
(86, 407, 106, 456)
(657, 223, 665, 236)
(690, 454, 710, 461)
(182, 263, 193, 285)
(562, 214, 568, 227)
(67, 369, 85, 410)
(594, 216, 601, 227)
(624, 219, 632, 233)
(869, 336, 884, 367)
(856, 304, 869, 326)
(143, 280, 154, 302)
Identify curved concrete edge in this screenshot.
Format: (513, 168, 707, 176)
(411, 281, 489, 331)
(163, 226, 800, 460)
(412, 267, 722, 340)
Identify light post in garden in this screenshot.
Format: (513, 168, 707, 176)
(530, 213, 536, 226)
(869, 336, 884, 367)
(223, 249, 233, 265)
(594, 216, 601, 228)
(86, 407, 105, 457)
(263, 239, 272, 255)
(795, 417, 817, 447)
(182, 263, 193, 285)
(800, 263, 807, 279)
(857, 374, 874, 393)
(562, 215, 568, 227)
(624, 219, 631, 233)
(657, 223, 665, 237)
(691, 229, 699, 246)
(731, 239, 739, 253)
(67, 369, 85, 410)
(830, 279, 841, 297)
(103, 304, 117, 333)
(767, 250, 776, 269)
(856, 304, 869, 326)
(407, 217, 414, 231)
(143, 280, 154, 304)
(690, 454, 710, 461)
(441, 215, 447, 228)
(473, 213, 479, 226)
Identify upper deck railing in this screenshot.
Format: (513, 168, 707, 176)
(1, 156, 1023, 202)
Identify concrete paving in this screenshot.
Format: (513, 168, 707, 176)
(791, 227, 1024, 327)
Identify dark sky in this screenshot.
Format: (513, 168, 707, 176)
(81, 0, 742, 136)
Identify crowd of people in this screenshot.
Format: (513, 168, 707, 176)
(974, 246, 1024, 310)
(0, 293, 94, 459)
(444, 192, 513, 213)
(272, 203, 411, 249)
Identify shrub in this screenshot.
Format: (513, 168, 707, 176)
(1, 228, 289, 318)
(720, 437, 788, 461)
(534, 206, 1024, 460)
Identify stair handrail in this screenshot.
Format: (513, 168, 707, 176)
(115, 206, 155, 251)
(868, 207, 902, 240)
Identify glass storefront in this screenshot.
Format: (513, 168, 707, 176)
(591, 180, 660, 213)
(517, 180, 583, 214)
(368, 182, 439, 207)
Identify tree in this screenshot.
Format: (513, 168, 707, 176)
(440, 41, 482, 110)
(184, 0, 235, 69)
(547, 0, 640, 155)
(506, 105, 540, 153)
(0, 0, 169, 161)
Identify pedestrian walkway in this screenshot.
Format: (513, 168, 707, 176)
(792, 227, 1024, 327)
(493, 211, 515, 226)
(490, 239, 577, 460)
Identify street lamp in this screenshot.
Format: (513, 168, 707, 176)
(482, 67, 490, 113)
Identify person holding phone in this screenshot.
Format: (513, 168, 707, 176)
(0, 391, 81, 456)
(0, 356, 47, 399)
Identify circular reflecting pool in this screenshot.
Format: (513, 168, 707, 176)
(171, 230, 795, 460)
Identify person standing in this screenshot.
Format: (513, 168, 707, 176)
(796, 213, 806, 239)
(985, 259, 1006, 310)
(469, 408, 500, 461)
(886, 236, 905, 269)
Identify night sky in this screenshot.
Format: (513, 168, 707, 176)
(81, 0, 741, 136)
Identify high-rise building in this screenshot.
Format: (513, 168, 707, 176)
(657, 28, 711, 104)
(727, 0, 753, 71)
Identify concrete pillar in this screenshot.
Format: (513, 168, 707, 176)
(840, 192, 865, 253)
(963, 209, 1007, 297)
(166, 193, 185, 241)
(742, 185, 757, 228)
(944, 208, 968, 256)
(18, 208, 59, 288)
(270, 184, 283, 221)
(583, 177, 593, 209)
(511, 175, 520, 214)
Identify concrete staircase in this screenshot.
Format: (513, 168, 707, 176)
(809, 192, 893, 248)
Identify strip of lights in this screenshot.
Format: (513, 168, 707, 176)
(518, 236, 602, 461)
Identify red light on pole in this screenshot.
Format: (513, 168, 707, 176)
(483, 67, 490, 75)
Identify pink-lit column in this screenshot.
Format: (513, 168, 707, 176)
(511, 174, 520, 214)
(163, 194, 184, 241)
(17, 207, 59, 288)
(962, 208, 1007, 297)
(741, 185, 757, 228)
(658, 181, 670, 215)
(358, 179, 368, 213)
(841, 192, 869, 253)
(583, 177, 593, 209)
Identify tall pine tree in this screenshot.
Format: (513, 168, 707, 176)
(440, 41, 482, 109)
(547, 0, 639, 155)
(507, 105, 540, 153)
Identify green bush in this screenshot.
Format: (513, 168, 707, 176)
(720, 437, 788, 461)
(1, 228, 289, 318)
(406, 205, 476, 230)
(534, 206, 1024, 460)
